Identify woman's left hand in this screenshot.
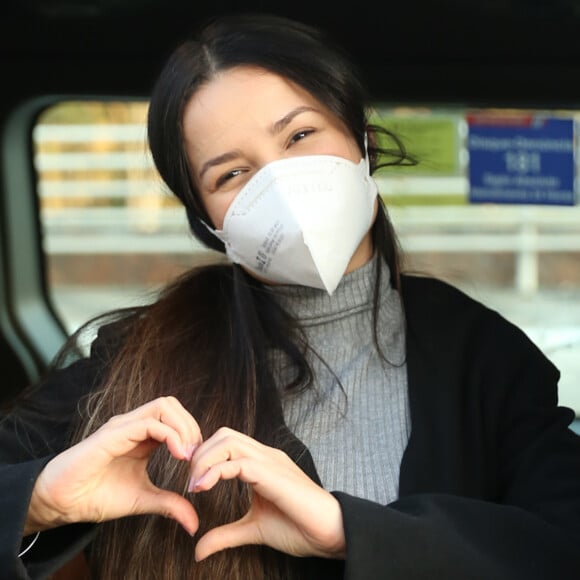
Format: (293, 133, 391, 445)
(188, 427, 346, 561)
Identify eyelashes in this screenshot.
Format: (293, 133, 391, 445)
(210, 127, 317, 191)
(215, 168, 244, 188)
(287, 128, 314, 146)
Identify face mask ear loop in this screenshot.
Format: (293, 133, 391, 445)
(199, 218, 215, 234)
(363, 131, 372, 175)
(199, 218, 229, 245)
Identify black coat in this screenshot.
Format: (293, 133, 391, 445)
(2, 275, 580, 579)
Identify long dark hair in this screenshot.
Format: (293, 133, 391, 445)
(67, 11, 415, 579)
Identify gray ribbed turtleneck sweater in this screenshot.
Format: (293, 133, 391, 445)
(270, 255, 410, 505)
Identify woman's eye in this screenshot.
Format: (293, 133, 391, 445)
(216, 168, 243, 187)
(289, 129, 313, 145)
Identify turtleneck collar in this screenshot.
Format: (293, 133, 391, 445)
(267, 252, 393, 325)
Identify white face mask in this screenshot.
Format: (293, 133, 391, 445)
(204, 153, 378, 295)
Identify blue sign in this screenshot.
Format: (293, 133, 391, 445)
(468, 116, 576, 205)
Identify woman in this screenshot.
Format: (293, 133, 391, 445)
(2, 11, 580, 580)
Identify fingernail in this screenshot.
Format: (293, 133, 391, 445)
(185, 443, 199, 461)
(187, 470, 210, 493)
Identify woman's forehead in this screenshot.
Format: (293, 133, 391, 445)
(182, 67, 325, 156)
(186, 67, 319, 125)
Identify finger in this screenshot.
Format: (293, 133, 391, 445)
(189, 428, 265, 484)
(189, 457, 259, 493)
(195, 515, 259, 561)
(99, 396, 203, 460)
(126, 396, 203, 457)
(156, 396, 203, 456)
(94, 415, 197, 462)
(136, 488, 200, 536)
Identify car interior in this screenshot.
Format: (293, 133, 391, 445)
(1, 1, 579, 577)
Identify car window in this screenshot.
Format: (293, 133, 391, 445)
(34, 100, 580, 418)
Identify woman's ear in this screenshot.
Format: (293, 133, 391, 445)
(365, 126, 377, 150)
(364, 126, 377, 171)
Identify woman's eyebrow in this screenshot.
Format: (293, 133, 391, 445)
(198, 107, 317, 179)
(199, 149, 242, 180)
(270, 106, 318, 135)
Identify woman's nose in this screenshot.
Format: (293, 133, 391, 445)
(252, 144, 289, 171)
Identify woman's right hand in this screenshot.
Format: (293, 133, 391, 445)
(25, 396, 202, 536)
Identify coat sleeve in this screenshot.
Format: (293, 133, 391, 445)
(334, 483, 580, 580)
(333, 278, 580, 580)
(0, 321, 124, 580)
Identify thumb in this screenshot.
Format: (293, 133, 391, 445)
(195, 516, 259, 561)
(138, 488, 200, 536)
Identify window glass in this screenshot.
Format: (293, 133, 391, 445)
(34, 101, 219, 332)
(34, 101, 580, 415)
